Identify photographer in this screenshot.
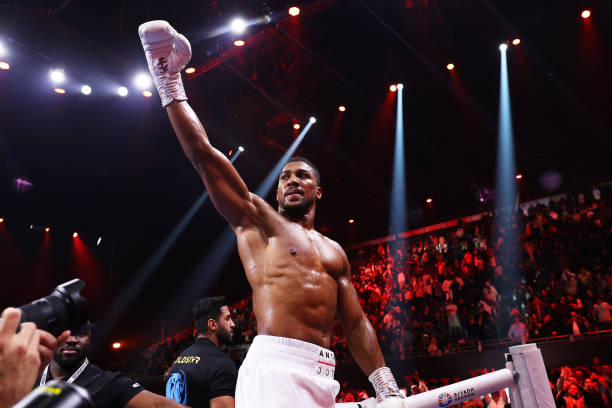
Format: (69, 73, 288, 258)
(0, 307, 70, 408)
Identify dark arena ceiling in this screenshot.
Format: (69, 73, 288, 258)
(1, 0, 611, 358)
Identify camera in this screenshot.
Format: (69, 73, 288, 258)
(15, 279, 89, 336)
(14, 380, 94, 408)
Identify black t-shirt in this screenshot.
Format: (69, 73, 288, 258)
(166, 337, 237, 408)
(37, 362, 144, 408)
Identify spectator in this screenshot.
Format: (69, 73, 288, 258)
(507, 316, 528, 344)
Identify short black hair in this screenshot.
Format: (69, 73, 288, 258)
(193, 296, 228, 334)
(285, 156, 321, 187)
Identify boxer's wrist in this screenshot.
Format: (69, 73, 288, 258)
(368, 366, 403, 403)
(154, 71, 187, 107)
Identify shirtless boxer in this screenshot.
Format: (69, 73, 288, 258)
(138, 21, 404, 408)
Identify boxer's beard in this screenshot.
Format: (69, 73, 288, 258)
(282, 195, 315, 217)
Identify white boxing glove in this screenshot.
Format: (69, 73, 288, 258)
(368, 367, 405, 407)
(138, 20, 192, 107)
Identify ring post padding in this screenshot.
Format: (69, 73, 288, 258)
(508, 343, 556, 407)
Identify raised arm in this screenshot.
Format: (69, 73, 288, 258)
(166, 101, 258, 229)
(138, 20, 259, 229)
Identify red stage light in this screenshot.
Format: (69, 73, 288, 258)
(73, 232, 78, 238)
(581, 9, 591, 19)
(0, 61, 9, 70)
(390, 84, 397, 92)
(0, 218, 3, 223)
(516, 174, 523, 180)
(54, 88, 66, 94)
(426, 198, 433, 204)
(234, 40, 245, 47)
(142, 90, 153, 98)
(45, 227, 50, 232)
(185, 67, 196, 74)
(338, 105, 346, 112)
(288, 6, 300, 16)
(512, 38, 521, 46)
(293, 123, 301, 130)
(112, 342, 121, 349)
(348, 219, 355, 224)
(446, 63, 455, 71)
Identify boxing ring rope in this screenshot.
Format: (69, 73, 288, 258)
(339, 343, 556, 408)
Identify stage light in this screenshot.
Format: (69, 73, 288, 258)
(81, 85, 91, 95)
(0, 41, 6, 57)
(112, 342, 121, 349)
(426, 198, 433, 204)
(234, 40, 245, 47)
(512, 38, 521, 46)
(581, 9, 591, 19)
(397, 83, 404, 90)
(309, 117, 316, 123)
(0, 218, 3, 223)
(118, 86, 128, 97)
(515, 174, 523, 180)
(348, 219, 354, 224)
(338, 105, 346, 112)
(134, 72, 152, 89)
(96, 237, 102, 246)
(185, 67, 196, 74)
(447, 63, 455, 71)
(231, 18, 247, 34)
(390, 84, 397, 92)
(0, 61, 9, 70)
(499, 43, 508, 52)
(142, 90, 153, 98)
(54, 88, 66, 94)
(50, 69, 65, 84)
(73, 232, 78, 238)
(45, 227, 50, 232)
(289, 6, 300, 16)
(238, 146, 245, 152)
(293, 123, 301, 130)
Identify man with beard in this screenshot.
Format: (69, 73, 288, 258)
(38, 322, 184, 408)
(138, 20, 404, 408)
(166, 297, 237, 408)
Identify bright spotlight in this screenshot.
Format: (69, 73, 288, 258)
(309, 117, 316, 123)
(142, 90, 153, 98)
(0, 42, 6, 57)
(446, 63, 455, 71)
(238, 146, 245, 152)
(512, 38, 521, 46)
(338, 105, 346, 112)
(390, 84, 397, 92)
(73, 232, 78, 238)
(118, 86, 128, 97)
(231, 18, 247, 34)
(581, 9, 591, 19)
(45, 227, 50, 232)
(50, 69, 66, 84)
(81, 85, 92, 95)
(234, 40, 245, 47)
(397, 83, 404, 90)
(293, 123, 301, 130)
(0, 218, 3, 222)
(289, 6, 300, 16)
(112, 342, 121, 349)
(499, 43, 508, 52)
(185, 67, 196, 74)
(348, 219, 355, 224)
(426, 198, 433, 204)
(54, 88, 66, 94)
(97, 237, 102, 246)
(0, 61, 9, 70)
(515, 174, 523, 180)
(134, 72, 152, 89)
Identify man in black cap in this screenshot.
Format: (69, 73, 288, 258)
(39, 321, 184, 408)
(166, 297, 237, 408)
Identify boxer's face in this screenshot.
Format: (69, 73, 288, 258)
(277, 161, 321, 215)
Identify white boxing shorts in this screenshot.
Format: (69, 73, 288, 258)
(235, 335, 340, 408)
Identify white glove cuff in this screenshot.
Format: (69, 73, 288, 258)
(368, 367, 403, 403)
(154, 71, 187, 107)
